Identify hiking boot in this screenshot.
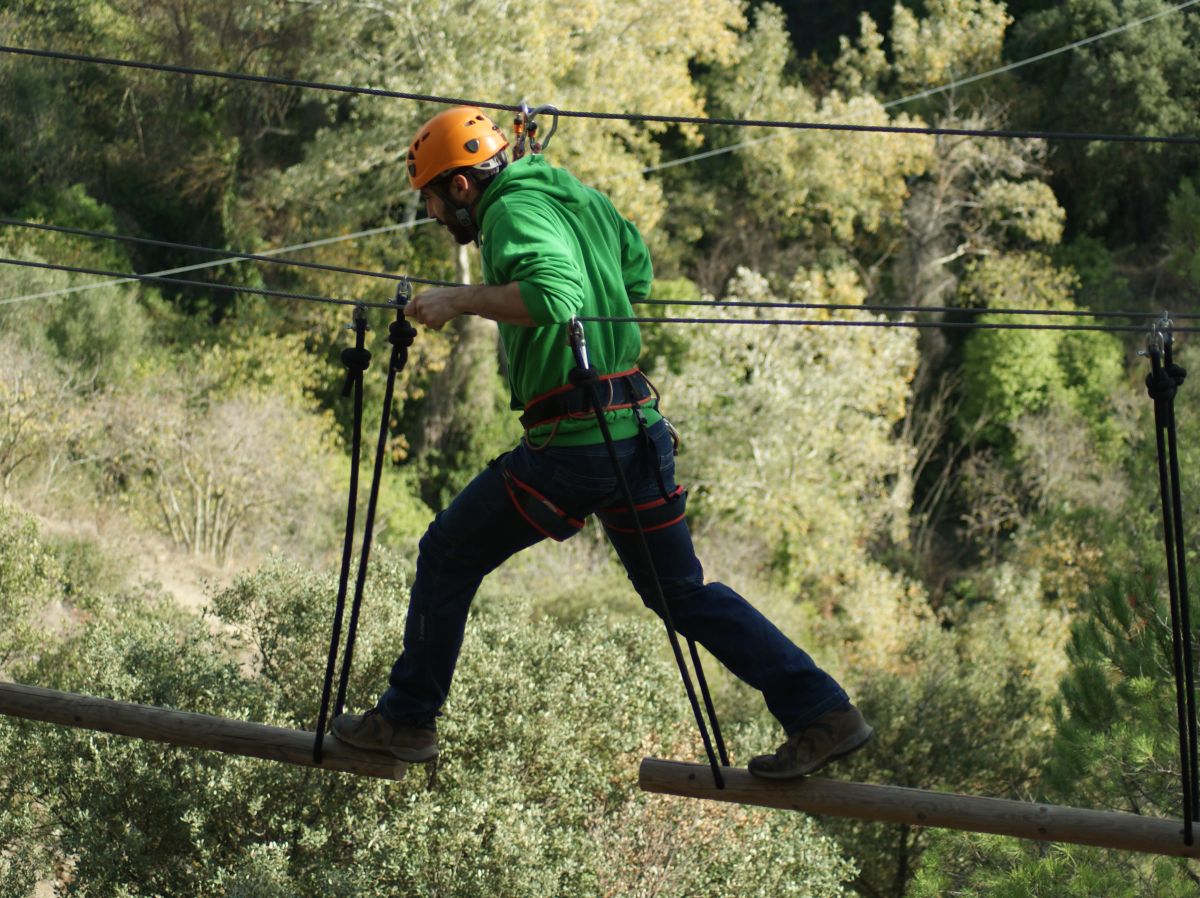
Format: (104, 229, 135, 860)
(748, 704, 873, 779)
(330, 708, 438, 762)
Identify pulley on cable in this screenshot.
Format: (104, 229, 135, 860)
(512, 101, 560, 159)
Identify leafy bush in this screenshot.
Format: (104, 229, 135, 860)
(910, 575, 1200, 896)
(1, 552, 856, 897)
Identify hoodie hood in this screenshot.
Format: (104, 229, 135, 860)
(476, 154, 589, 228)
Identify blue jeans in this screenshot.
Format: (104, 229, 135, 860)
(380, 419, 849, 735)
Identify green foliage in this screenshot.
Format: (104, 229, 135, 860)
(0, 502, 57, 669)
(828, 560, 1067, 897)
(659, 265, 917, 593)
(0, 233, 160, 386)
(912, 831, 1198, 898)
(958, 253, 1124, 448)
(638, 276, 701, 376)
(96, 333, 345, 563)
(910, 575, 1200, 895)
(1053, 235, 1134, 313)
(1167, 176, 1200, 288)
(1010, 0, 1200, 237)
(704, 4, 932, 245)
(2, 553, 855, 896)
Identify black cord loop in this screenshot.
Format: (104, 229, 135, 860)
(314, 306, 372, 763)
(566, 319, 729, 787)
(1144, 320, 1199, 845)
(332, 285, 417, 721)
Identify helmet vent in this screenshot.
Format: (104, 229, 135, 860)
(464, 139, 480, 153)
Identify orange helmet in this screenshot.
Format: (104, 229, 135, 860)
(407, 107, 510, 189)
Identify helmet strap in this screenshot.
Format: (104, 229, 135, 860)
(430, 177, 480, 245)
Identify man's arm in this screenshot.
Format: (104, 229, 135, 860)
(406, 281, 534, 330)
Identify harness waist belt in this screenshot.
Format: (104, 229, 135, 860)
(520, 367, 655, 431)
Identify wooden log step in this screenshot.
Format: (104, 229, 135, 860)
(0, 681, 407, 781)
(639, 758, 1199, 858)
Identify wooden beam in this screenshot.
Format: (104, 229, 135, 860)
(639, 758, 1200, 859)
(0, 681, 407, 781)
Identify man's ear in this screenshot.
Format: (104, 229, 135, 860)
(449, 173, 474, 202)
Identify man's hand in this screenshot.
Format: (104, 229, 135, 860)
(406, 287, 464, 331)
(406, 281, 535, 329)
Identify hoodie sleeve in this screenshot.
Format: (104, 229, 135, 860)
(482, 197, 586, 325)
(619, 215, 653, 301)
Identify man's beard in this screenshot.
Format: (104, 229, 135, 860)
(444, 218, 476, 245)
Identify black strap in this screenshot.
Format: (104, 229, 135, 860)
(334, 307, 418, 719)
(314, 309, 371, 764)
(313, 288, 417, 766)
(1146, 331, 1198, 845)
(566, 322, 729, 787)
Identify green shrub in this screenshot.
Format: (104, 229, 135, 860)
(2, 554, 856, 897)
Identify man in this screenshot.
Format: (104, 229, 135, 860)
(331, 106, 872, 779)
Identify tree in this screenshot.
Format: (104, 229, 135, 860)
(1009, 0, 1200, 238)
(910, 576, 1200, 897)
(658, 265, 918, 595)
(1167, 176, 1200, 288)
(98, 335, 342, 563)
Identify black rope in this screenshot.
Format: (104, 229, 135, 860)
(0, 257, 397, 309)
(4, 44, 1199, 146)
(582, 314, 1199, 334)
(1163, 334, 1200, 827)
(1, 221, 1187, 324)
(4, 217, 1190, 326)
(333, 288, 418, 718)
(314, 306, 372, 764)
(5, 215, 1185, 324)
(566, 319, 728, 787)
(1145, 328, 1199, 844)
(0, 217, 459, 286)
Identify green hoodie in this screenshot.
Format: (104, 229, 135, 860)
(476, 155, 659, 446)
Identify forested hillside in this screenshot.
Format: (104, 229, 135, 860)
(2, 1, 1199, 895)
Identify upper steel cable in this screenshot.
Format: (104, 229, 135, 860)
(0, 257, 397, 309)
(0, 218, 458, 286)
(1, 44, 1197, 145)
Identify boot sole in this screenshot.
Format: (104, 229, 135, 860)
(748, 724, 874, 780)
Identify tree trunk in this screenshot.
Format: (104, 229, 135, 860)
(409, 245, 507, 508)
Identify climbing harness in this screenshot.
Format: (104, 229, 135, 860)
(1143, 314, 1199, 845)
(313, 280, 418, 764)
(565, 316, 729, 787)
(519, 367, 656, 431)
(512, 102, 560, 159)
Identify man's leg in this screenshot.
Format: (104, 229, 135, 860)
(603, 511, 849, 734)
(378, 455, 547, 723)
(599, 421, 871, 776)
(332, 452, 546, 759)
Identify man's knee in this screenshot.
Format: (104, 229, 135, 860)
(417, 515, 459, 569)
(634, 573, 706, 612)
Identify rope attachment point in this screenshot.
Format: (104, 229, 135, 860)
(513, 101, 560, 159)
(1142, 312, 1199, 846)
